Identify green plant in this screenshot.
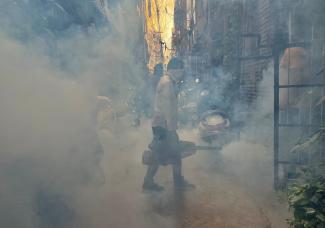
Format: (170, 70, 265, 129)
(291, 127, 325, 176)
(288, 125, 325, 228)
(287, 128, 325, 228)
(287, 174, 325, 228)
(291, 128, 325, 155)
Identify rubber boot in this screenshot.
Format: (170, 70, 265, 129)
(142, 177, 164, 192)
(173, 175, 195, 190)
(143, 165, 164, 192)
(172, 159, 195, 190)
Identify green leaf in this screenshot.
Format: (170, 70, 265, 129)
(311, 193, 322, 204)
(305, 207, 316, 214)
(316, 213, 325, 222)
(297, 199, 310, 206)
(291, 131, 321, 154)
(295, 209, 308, 220)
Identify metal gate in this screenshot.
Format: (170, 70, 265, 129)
(239, 0, 325, 189)
(273, 0, 325, 189)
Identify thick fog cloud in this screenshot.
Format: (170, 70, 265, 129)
(0, 33, 101, 228)
(0, 1, 144, 227)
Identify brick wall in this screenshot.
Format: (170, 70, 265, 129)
(239, 0, 274, 104)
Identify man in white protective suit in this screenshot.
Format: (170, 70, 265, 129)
(142, 57, 195, 192)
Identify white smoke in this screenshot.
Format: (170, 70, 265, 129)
(220, 65, 275, 192)
(0, 1, 144, 227)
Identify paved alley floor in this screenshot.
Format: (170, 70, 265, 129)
(75, 119, 290, 228)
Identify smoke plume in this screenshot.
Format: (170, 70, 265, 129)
(0, 1, 144, 227)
